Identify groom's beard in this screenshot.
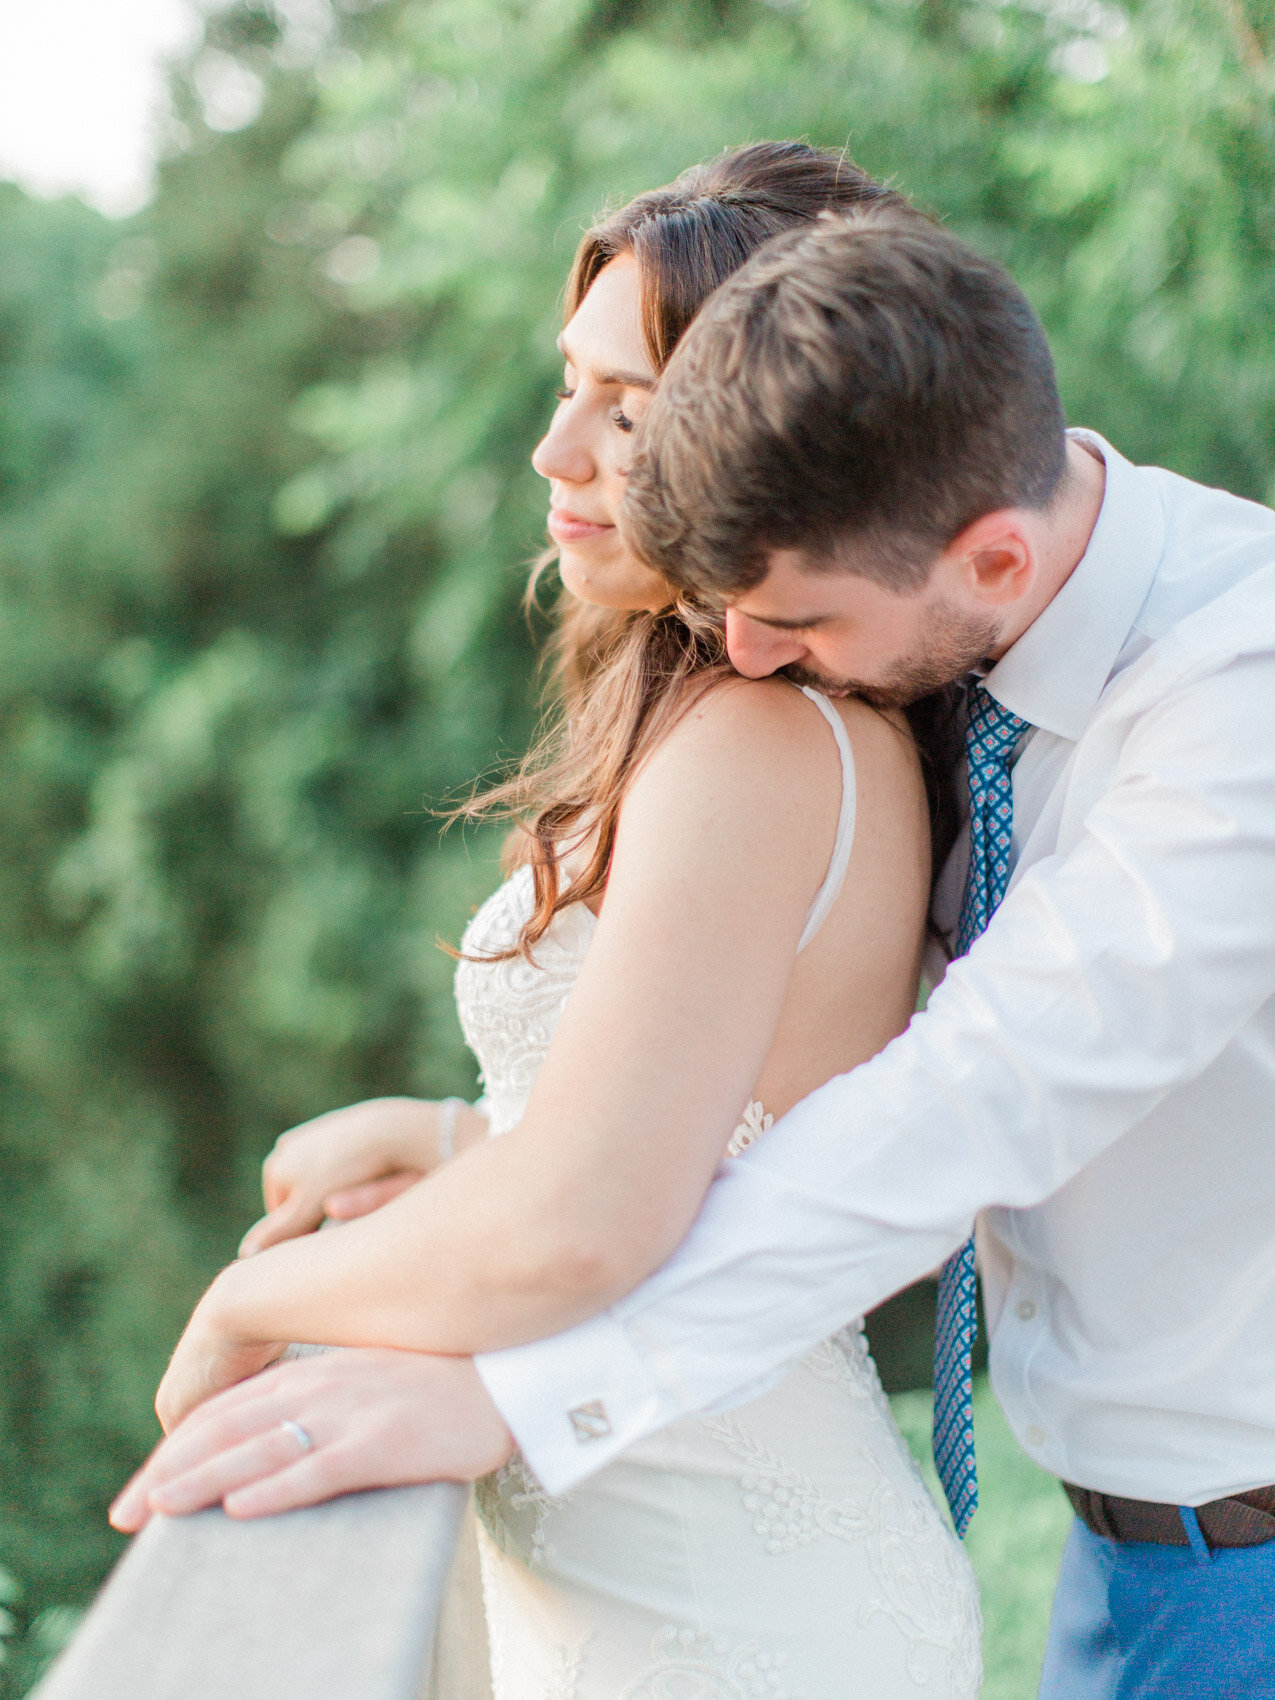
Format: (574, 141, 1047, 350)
(782, 600, 1001, 709)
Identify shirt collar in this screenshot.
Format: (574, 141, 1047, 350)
(983, 431, 1166, 741)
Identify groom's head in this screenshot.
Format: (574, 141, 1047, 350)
(623, 212, 1072, 703)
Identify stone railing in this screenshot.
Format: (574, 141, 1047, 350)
(30, 1480, 465, 1700)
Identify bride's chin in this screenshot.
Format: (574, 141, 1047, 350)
(558, 548, 672, 613)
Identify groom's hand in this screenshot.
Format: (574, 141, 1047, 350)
(110, 1350, 514, 1531)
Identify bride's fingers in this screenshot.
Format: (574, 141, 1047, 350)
(323, 1171, 422, 1218)
(109, 1462, 159, 1532)
(244, 1168, 425, 1250)
(239, 1193, 326, 1256)
(115, 1372, 307, 1517)
(223, 1449, 347, 1519)
(118, 1353, 510, 1527)
(148, 1425, 316, 1517)
(110, 1407, 267, 1529)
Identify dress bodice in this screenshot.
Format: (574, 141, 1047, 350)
(454, 864, 595, 1139)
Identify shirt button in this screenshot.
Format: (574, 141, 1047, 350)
(1024, 1424, 1047, 1447)
(1016, 1300, 1037, 1321)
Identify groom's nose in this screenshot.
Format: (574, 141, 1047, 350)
(724, 609, 809, 678)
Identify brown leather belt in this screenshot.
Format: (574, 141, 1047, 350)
(1063, 1481, 1275, 1550)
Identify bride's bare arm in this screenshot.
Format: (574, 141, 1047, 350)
(158, 682, 917, 1427)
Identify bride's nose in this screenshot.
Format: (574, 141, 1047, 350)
(724, 610, 809, 679)
(532, 407, 594, 487)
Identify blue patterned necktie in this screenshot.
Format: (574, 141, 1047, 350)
(932, 681, 1029, 1537)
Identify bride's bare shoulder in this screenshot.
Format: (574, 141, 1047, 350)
(660, 675, 915, 775)
(605, 675, 926, 933)
(626, 675, 916, 832)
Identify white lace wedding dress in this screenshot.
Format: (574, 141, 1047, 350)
(445, 687, 983, 1700)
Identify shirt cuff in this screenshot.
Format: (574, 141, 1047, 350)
(474, 1310, 679, 1496)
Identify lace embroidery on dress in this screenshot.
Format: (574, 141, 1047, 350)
(702, 1410, 878, 1554)
(803, 1326, 879, 1400)
(619, 1626, 800, 1700)
(455, 866, 598, 1139)
(476, 1455, 564, 1567)
(727, 1099, 773, 1157)
(545, 1635, 592, 1700)
(476, 1513, 592, 1700)
(702, 1335, 982, 1691)
(704, 1407, 979, 1688)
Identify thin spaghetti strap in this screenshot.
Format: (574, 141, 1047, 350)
(794, 684, 858, 952)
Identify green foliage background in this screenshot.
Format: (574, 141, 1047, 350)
(1, 0, 1273, 1687)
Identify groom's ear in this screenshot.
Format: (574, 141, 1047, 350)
(946, 511, 1035, 609)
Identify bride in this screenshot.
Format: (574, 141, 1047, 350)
(112, 142, 981, 1696)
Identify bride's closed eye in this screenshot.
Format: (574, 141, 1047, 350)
(552, 385, 634, 434)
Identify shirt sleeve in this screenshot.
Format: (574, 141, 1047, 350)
(478, 641, 1275, 1495)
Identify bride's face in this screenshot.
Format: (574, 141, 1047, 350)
(532, 254, 673, 612)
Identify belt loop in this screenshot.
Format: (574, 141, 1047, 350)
(1087, 1489, 1117, 1542)
(1178, 1506, 1213, 1566)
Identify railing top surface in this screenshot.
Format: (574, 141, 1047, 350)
(32, 1479, 464, 1700)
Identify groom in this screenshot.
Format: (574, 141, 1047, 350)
(461, 211, 1275, 1697)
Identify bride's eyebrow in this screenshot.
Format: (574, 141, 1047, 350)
(556, 334, 655, 391)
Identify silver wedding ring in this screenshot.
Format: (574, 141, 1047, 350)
(280, 1418, 315, 1453)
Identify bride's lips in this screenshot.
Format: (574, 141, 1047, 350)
(548, 508, 615, 544)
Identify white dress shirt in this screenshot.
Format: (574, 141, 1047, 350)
(476, 433, 1275, 1503)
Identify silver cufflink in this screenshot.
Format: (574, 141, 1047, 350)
(568, 1400, 612, 1442)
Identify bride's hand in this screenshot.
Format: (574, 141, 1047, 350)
(238, 1097, 445, 1256)
(111, 1349, 514, 1532)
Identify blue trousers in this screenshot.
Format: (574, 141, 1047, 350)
(1039, 1516, 1275, 1699)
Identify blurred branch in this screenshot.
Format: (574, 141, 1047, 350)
(1214, 0, 1268, 72)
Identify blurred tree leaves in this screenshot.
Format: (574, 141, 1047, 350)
(0, 0, 1272, 1667)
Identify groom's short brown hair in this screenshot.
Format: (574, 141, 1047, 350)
(623, 211, 1067, 595)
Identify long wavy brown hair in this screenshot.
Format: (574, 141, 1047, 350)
(457, 143, 937, 960)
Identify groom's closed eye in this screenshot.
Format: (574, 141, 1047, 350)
(741, 613, 832, 633)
